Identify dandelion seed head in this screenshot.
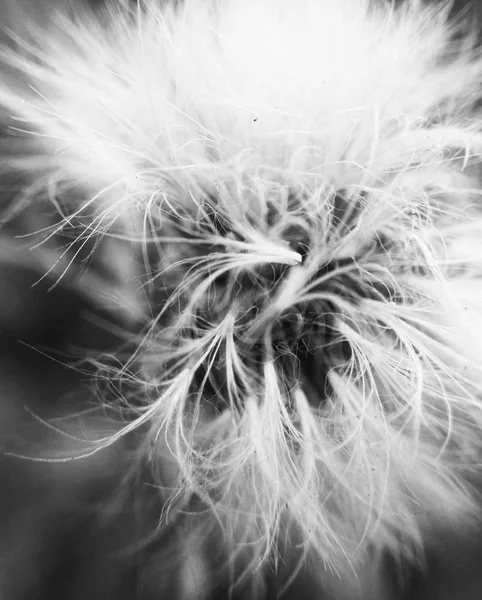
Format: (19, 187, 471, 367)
(2, 0, 482, 593)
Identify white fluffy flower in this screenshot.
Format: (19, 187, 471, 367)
(2, 0, 482, 595)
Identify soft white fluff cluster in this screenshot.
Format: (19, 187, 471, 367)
(2, 0, 482, 593)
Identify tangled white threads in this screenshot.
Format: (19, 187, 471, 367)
(2, 0, 482, 590)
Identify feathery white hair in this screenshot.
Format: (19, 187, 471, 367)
(1, 0, 482, 595)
